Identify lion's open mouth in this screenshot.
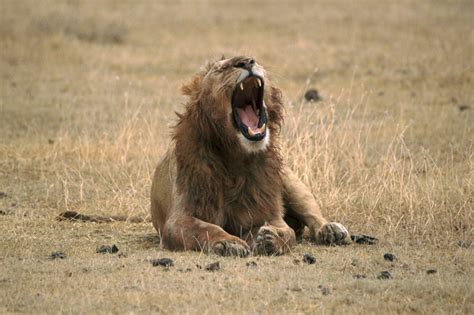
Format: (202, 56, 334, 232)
(231, 75, 267, 141)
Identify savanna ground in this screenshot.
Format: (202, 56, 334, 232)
(0, 0, 473, 313)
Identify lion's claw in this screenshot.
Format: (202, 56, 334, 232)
(316, 222, 350, 245)
(255, 226, 284, 256)
(213, 240, 250, 257)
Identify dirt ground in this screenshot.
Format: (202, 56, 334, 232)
(0, 0, 473, 314)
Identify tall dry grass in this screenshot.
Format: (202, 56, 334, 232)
(42, 80, 472, 247)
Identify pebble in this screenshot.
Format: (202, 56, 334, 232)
(246, 261, 257, 268)
(377, 271, 392, 280)
(383, 253, 396, 262)
(304, 89, 321, 102)
(205, 262, 221, 271)
(96, 244, 119, 254)
(151, 258, 174, 267)
(303, 253, 316, 264)
(50, 251, 66, 260)
(351, 234, 378, 245)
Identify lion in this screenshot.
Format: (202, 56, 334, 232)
(58, 56, 350, 256)
(149, 56, 349, 256)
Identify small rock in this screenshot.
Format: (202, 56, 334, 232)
(96, 244, 119, 254)
(303, 253, 316, 264)
(290, 286, 303, 292)
(196, 264, 202, 269)
(0, 210, 6, 215)
(377, 271, 392, 280)
(383, 253, 396, 262)
(151, 258, 174, 267)
(205, 262, 220, 272)
(304, 89, 321, 102)
(0, 192, 7, 198)
(50, 251, 66, 260)
(353, 274, 366, 279)
(458, 105, 470, 111)
(293, 259, 301, 265)
(426, 269, 437, 275)
(318, 285, 331, 295)
(351, 234, 378, 245)
(48, 139, 54, 144)
(246, 261, 257, 268)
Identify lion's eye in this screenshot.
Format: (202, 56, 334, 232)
(234, 62, 246, 68)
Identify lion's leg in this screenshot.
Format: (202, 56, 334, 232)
(245, 219, 296, 255)
(163, 215, 250, 257)
(282, 167, 350, 245)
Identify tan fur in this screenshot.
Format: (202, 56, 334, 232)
(150, 56, 350, 256)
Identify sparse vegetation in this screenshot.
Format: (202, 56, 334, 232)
(0, 0, 472, 313)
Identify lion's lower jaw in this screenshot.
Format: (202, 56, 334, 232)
(237, 128, 270, 153)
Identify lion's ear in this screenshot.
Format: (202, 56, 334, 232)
(181, 75, 202, 97)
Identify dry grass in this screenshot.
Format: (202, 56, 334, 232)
(0, 0, 473, 313)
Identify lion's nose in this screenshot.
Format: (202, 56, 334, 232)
(234, 59, 255, 71)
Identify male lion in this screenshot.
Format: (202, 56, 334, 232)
(150, 56, 349, 257)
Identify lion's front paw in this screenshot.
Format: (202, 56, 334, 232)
(255, 226, 285, 256)
(316, 222, 350, 245)
(212, 239, 250, 257)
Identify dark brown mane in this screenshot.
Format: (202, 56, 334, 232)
(172, 72, 285, 235)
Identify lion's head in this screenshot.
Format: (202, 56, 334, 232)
(179, 56, 283, 153)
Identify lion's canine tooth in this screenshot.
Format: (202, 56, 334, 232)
(257, 78, 262, 87)
(240, 83, 244, 90)
(248, 127, 255, 136)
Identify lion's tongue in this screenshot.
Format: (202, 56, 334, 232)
(236, 105, 259, 129)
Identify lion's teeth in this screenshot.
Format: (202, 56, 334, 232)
(248, 123, 266, 137)
(248, 127, 255, 136)
(240, 83, 244, 90)
(257, 78, 261, 87)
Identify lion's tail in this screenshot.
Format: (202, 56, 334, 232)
(56, 211, 150, 223)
